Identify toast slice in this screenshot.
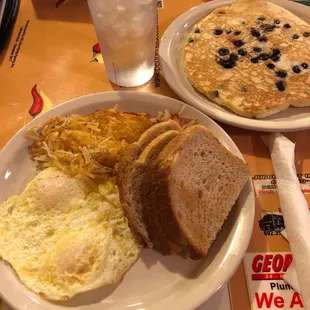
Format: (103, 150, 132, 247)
(141, 125, 250, 256)
(135, 130, 182, 252)
(116, 120, 182, 184)
(116, 120, 182, 245)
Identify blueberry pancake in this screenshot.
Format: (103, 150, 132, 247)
(184, 0, 310, 118)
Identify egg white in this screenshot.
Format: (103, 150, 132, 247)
(0, 168, 140, 300)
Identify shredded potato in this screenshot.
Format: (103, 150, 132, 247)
(24, 109, 153, 179)
(24, 107, 196, 179)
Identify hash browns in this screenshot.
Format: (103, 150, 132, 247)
(24, 109, 153, 179)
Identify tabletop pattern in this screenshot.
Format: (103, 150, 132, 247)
(1, 0, 310, 309)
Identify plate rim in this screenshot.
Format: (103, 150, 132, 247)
(159, 0, 310, 132)
(0, 91, 255, 310)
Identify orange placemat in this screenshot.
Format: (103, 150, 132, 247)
(1, 1, 310, 309)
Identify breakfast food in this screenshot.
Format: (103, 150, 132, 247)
(24, 108, 153, 179)
(184, 0, 310, 118)
(0, 105, 250, 302)
(0, 168, 140, 300)
(117, 120, 182, 247)
(117, 124, 250, 257)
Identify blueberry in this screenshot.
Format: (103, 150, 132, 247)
(218, 58, 236, 69)
(292, 34, 300, 40)
(272, 55, 280, 62)
(274, 19, 280, 24)
(272, 48, 281, 56)
(188, 38, 194, 43)
(276, 81, 285, 91)
(238, 49, 247, 56)
(230, 53, 239, 61)
(292, 66, 301, 74)
(253, 47, 262, 53)
(251, 57, 259, 63)
(276, 70, 287, 78)
(234, 31, 241, 35)
(251, 29, 261, 37)
(259, 53, 269, 61)
(257, 16, 266, 21)
(219, 48, 229, 56)
(303, 32, 310, 37)
(214, 29, 223, 35)
(224, 62, 236, 69)
(302, 62, 309, 69)
(267, 63, 275, 70)
(264, 24, 275, 32)
(194, 28, 201, 33)
(258, 36, 268, 42)
(233, 40, 244, 47)
(284, 23, 291, 29)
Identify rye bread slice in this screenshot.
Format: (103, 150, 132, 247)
(141, 125, 250, 256)
(135, 130, 182, 252)
(116, 120, 182, 245)
(116, 120, 182, 184)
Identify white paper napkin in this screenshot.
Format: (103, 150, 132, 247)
(268, 133, 310, 309)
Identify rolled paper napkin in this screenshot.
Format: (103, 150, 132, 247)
(280, 230, 301, 293)
(268, 132, 310, 309)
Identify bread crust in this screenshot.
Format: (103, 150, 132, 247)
(118, 123, 250, 258)
(141, 162, 187, 255)
(116, 120, 182, 246)
(142, 125, 250, 256)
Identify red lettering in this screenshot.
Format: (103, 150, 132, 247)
(290, 292, 304, 308)
(263, 254, 273, 272)
(253, 255, 264, 273)
(275, 296, 285, 308)
(252, 254, 293, 275)
(283, 254, 293, 272)
(258, 189, 276, 195)
(273, 254, 283, 272)
(255, 292, 274, 308)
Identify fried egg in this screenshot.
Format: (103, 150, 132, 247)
(0, 167, 141, 300)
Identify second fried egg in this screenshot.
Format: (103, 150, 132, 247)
(0, 167, 140, 300)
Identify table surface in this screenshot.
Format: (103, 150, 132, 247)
(1, 0, 310, 309)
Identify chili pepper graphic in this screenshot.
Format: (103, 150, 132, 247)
(93, 43, 101, 54)
(91, 43, 103, 63)
(29, 85, 44, 117)
(28, 85, 54, 118)
(55, 0, 66, 8)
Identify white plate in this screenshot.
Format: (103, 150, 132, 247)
(159, 0, 310, 132)
(0, 92, 255, 310)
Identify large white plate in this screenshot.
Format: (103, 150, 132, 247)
(159, 0, 310, 132)
(0, 92, 254, 310)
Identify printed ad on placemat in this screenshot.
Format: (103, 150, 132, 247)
(244, 252, 303, 310)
